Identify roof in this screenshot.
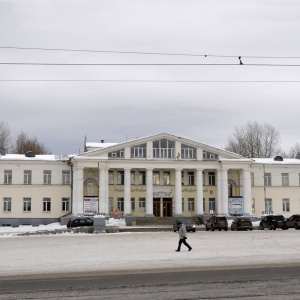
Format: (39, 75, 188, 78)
(0, 154, 70, 161)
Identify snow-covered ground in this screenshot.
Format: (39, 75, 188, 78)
(0, 219, 299, 278)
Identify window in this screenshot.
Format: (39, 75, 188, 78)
(182, 198, 184, 212)
(138, 171, 146, 185)
(131, 198, 135, 211)
(208, 172, 215, 186)
(43, 170, 51, 185)
(188, 172, 194, 185)
(163, 172, 170, 185)
(62, 197, 70, 211)
(23, 198, 31, 212)
(24, 170, 32, 185)
(181, 144, 196, 159)
(251, 173, 254, 187)
(109, 172, 114, 185)
(265, 198, 272, 213)
(252, 198, 255, 213)
(117, 171, 124, 185)
(62, 170, 71, 185)
(188, 198, 195, 212)
(131, 171, 136, 185)
(43, 198, 51, 212)
(209, 198, 215, 212)
(139, 198, 145, 212)
(153, 139, 175, 158)
(131, 143, 146, 158)
(109, 197, 113, 212)
(282, 173, 289, 186)
(108, 149, 124, 158)
(264, 173, 272, 186)
(117, 198, 124, 211)
(3, 197, 11, 212)
(4, 170, 12, 184)
(282, 198, 290, 212)
(203, 198, 205, 212)
(153, 171, 160, 185)
(203, 151, 218, 160)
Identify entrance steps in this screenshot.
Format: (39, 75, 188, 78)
(136, 217, 195, 226)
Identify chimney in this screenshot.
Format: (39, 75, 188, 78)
(101, 140, 104, 143)
(0, 148, 6, 156)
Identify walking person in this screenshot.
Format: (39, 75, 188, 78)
(175, 221, 192, 252)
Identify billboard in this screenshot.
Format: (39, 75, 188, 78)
(84, 197, 98, 215)
(228, 197, 244, 215)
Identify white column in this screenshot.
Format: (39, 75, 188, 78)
(105, 168, 109, 214)
(146, 168, 154, 217)
(99, 167, 107, 214)
(217, 169, 222, 214)
(124, 168, 131, 215)
(243, 168, 252, 215)
(196, 168, 204, 215)
(175, 168, 183, 217)
(221, 168, 228, 215)
(72, 166, 84, 215)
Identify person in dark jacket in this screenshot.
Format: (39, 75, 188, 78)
(175, 221, 192, 252)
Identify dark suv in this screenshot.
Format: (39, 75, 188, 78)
(259, 215, 286, 230)
(205, 216, 228, 231)
(67, 218, 94, 228)
(285, 214, 300, 230)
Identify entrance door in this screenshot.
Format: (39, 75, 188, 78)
(153, 198, 160, 217)
(163, 199, 172, 217)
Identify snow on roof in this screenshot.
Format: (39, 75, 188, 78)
(0, 154, 70, 161)
(86, 142, 118, 148)
(252, 158, 300, 165)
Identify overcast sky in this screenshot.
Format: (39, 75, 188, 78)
(1, 0, 300, 155)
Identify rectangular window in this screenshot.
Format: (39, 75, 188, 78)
(131, 144, 146, 158)
(139, 198, 146, 212)
(43, 170, 51, 185)
(188, 172, 194, 185)
(209, 198, 216, 212)
(264, 173, 272, 186)
(163, 172, 170, 185)
(43, 198, 51, 212)
(62, 170, 71, 185)
(181, 144, 196, 159)
(203, 198, 205, 212)
(3, 197, 11, 212)
(252, 198, 255, 213)
(282, 198, 290, 212)
(4, 170, 12, 184)
(62, 197, 70, 211)
(153, 171, 160, 185)
(188, 198, 195, 212)
(251, 173, 254, 187)
(117, 171, 124, 185)
(208, 172, 215, 186)
(265, 198, 272, 213)
(138, 171, 146, 185)
(23, 198, 31, 212)
(182, 198, 184, 212)
(109, 172, 114, 185)
(109, 197, 113, 212)
(131, 198, 135, 211)
(282, 173, 289, 186)
(131, 171, 136, 185)
(24, 170, 32, 185)
(117, 197, 124, 211)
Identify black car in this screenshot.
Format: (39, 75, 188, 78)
(231, 217, 253, 231)
(259, 215, 286, 230)
(173, 219, 196, 232)
(285, 214, 300, 230)
(205, 216, 228, 231)
(67, 218, 94, 228)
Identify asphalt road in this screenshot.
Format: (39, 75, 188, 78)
(1, 265, 300, 299)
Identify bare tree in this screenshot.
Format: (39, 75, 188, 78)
(13, 132, 50, 154)
(0, 121, 11, 151)
(287, 143, 300, 158)
(225, 121, 281, 158)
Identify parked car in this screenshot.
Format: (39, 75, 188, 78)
(259, 215, 286, 230)
(285, 214, 300, 230)
(67, 218, 94, 228)
(205, 216, 228, 231)
(230, 217, 253, 231)
(173, 219, 196, 232)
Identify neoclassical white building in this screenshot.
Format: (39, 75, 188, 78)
(1, 132, 300, 226)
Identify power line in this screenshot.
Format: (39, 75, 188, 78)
(1, 46, 300, 59)
(1, 62, 300, 66)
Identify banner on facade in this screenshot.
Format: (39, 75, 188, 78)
(228, 197, 244, 215)
(84, 197, 98, 215)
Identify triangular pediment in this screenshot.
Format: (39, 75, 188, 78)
(81, 132, 244, 160)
